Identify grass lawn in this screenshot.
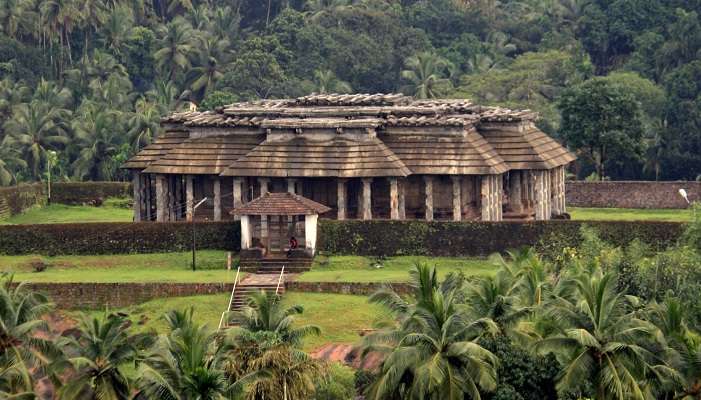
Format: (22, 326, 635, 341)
(1, 251, 241, 283)
(1, 203, 133, 225)
(569, 207, 691, 222)
(70, 292, 389, 351)
(297, 255, 496, 283)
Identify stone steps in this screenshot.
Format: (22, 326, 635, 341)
(240, 257, 313, 274)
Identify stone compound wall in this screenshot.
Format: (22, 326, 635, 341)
(566, 181, 700, 209)
(21, 282, 232, 309)
(285, 281, 411, 296)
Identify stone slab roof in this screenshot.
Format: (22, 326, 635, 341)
(221, 137, 410, 178)
(142, 134, 264, 175)
(121, 131, 189, 169)
(479, 124, 576, 169)
(382, 132, 508, 175)
(231, 192, 332, 216)
(125, 93, 575, 175)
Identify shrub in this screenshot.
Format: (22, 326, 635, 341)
(314, 362, 356, 400)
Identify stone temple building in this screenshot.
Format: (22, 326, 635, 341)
(122, 93, 575, 229)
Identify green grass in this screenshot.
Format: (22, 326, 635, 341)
(71, 291, 390, 351)
(569, 207, 691, 222)
(1, 251, 241, 283)
(297, 255, 495, 283)
(1, 203, 133, 225)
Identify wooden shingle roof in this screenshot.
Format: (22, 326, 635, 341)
(231, 192, 331, 216)
(479, 124, 576, 170)
(142, 134, 264, 175)
(382, 131, 508, 175)
(122, 131, 189, 169)
(221, 137, 410, 178)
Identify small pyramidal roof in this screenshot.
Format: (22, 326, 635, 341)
(231, 192, 332, 216)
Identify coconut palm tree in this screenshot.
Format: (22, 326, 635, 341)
(71, 101, 123, 180)
(537, 271, 674, 399)
(313, 69, 352, 94)
(99, 4, 134, 56)
(0, 275, 62, 398)
(128, 97, 161, 150)
(0, 0, 33, 38)
(155, 17, 197, 81)
(363, 263, 499, 399)
(231, 291, 321, 348)
(137, 308, 231, 399)
(0, 144, 27, 186)
(3, 101, 70, 179)
(227, 331, 323, 400)
(58, 312, 148, 400)
(400, 52, 453, 99)
(186, 36, 231, 102)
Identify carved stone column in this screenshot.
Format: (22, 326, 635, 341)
(213, 178, 221, 221)
(389, 178, 399, 220)
(186, 176, 194, 222)
(155, 174, 167, 222)
(258, 178, 270, 196)
(509, 172, 523, 213)
(451, 176, 462, 222)
(337, 179, 347, 220)
(132, 172, 142, 222)
(481, 175, 491, 221)
(287, 178, 297, 194)
(361, 178, 372, 220)
(398, 178, 406, 220)
(424, 176, 434, 221)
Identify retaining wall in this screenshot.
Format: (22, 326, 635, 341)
(566, 181, 700, 209)
(21, 282, 232, 309)
(285, 281, 411, 296)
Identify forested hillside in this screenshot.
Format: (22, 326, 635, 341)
(0, 0, 700, 184)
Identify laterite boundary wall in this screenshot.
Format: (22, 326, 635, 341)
(0, 182, 132, 218)
(566, 181, 701, 209)
(0, 220, 683, 256)
(19, 282, 233, 309)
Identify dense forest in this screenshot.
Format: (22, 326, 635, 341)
(0, 0, 700, 184)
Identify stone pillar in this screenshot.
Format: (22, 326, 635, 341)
(451, 176, 462, 222)
(232, 177, 243, 221)
(560, 166, 567, 214)
(155, 174, 167, 222)
(304, 214, 318, 255)
(534, 171, 547, 220)
(523, 171, 533, 209)
(261, 215, 269, 245)
(481, 175, 491, 221)
(424, 176, 434, 221)
(132, 172, 142, 222)
(258, 178, 270, 196)
(287, 178, 297, 194)
(240, 215, 251, 249)
(398, 179, 406, 220)
(337, 179, 347, 220)
(361, 178, 372, 220)
(186, 176, 194, 222)
(213, 178, 221, 221)
(509, 172, 523, 213)
(495, 174, 503, 221)
(389, 178, 399, 220)
(144, 176, 152, 222)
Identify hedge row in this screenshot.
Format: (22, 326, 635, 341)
(0, 219, 685, 256)
(316, 220, 685, 257)
(50, 182, 132, 205)
(0, 183, 45, 216)
(0, 221, 240, 255)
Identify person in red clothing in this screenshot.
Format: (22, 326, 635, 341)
(287, 236, 298, 257)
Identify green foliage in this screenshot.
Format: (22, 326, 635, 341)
(313, 362, 356, 400)
(558, 77, 645, 179)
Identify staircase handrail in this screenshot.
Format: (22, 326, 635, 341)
(275, 265, 285, 295)
(218, 266, 241, 330)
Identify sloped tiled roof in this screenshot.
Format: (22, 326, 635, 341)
(231, 192, 332, 216)
(479, 124, 576, 170)
(142, 134, 264, 175)
(221, 137, 410, 178)
(121, 131, 189, 169)
(382, 131, 508, 175)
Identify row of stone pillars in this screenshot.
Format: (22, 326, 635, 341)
(135, 170, 567, 223)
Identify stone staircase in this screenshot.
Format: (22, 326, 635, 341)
(229, 274, 284, 311)
(240, 255, 313, 274)
(219, 273, 287, 329)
